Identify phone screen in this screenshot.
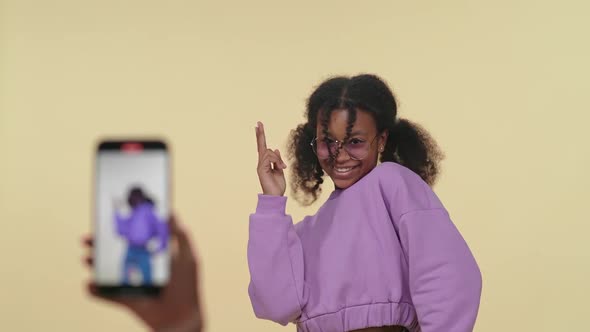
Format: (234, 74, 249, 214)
(94, 141, 170, 295)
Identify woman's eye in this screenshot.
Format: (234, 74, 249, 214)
(324, 138, 335, 144)
(349, 138, 364, 145)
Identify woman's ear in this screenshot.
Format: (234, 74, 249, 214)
(378, 130, 389, 152)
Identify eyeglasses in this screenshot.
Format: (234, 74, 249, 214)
(310, 135, 379, 160)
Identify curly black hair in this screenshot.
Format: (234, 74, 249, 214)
(288, 74, 444, 206)
(127, 186, 155, 208)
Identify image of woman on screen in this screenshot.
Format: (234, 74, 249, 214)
(113, 186, 168, 285)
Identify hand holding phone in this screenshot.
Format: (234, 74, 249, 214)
(83, 216, 203, 331)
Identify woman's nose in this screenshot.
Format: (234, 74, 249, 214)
(335, 144, 351, 162)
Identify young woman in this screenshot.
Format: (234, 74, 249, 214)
(114, 187, 168, 285)
(248, 74, 482, 332)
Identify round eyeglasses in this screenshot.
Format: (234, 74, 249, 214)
(310, 135, 379, 160)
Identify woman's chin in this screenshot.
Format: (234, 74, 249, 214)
(331, 176, 358, 190)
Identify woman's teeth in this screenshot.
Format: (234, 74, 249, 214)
(335, 166, 354, 173)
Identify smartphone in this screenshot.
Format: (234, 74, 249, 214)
(94, 140, 171, 296)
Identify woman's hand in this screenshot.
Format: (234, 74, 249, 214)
(255, 121, 287, 196)
(83, 216, 204, 332)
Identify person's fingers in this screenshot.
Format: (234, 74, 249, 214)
(260, 149, 278, 164)
(255, 126, 260, 154)
(170, 215, 188, 249)
(84, 255, 93, 267)
(256, 122, 268, 155)
(169, 214, 179, 235)
(169, 215, 195, 262)
(275, 149, 287, 169)
(82, 235, 93, 248)
(260, 150, 285, 171)
(87, 281, 99, 296)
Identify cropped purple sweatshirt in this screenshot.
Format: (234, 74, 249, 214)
(248, 162, 482, 332)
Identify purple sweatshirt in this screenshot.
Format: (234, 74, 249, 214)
(115, 202, 168, 252)
(248, 162, 482, 332)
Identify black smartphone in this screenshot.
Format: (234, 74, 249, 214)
(93, 140, 171, 296)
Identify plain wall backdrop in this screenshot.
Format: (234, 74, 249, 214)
(1, 0, 588, 331)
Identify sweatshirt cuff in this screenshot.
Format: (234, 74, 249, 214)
(255, 194, 287, 216)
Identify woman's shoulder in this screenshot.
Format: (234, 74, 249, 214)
(367, 162, 444, 212)
(368, 162, 424, 186)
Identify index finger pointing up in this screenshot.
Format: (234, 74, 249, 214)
(256, 121, 268, 155)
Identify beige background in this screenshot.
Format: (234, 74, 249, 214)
(1, 0, 589, 331)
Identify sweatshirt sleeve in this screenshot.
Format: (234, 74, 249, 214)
(114, 212, 129, 236)
(398, 208, 482, 332)
(247, 194, 306, 326)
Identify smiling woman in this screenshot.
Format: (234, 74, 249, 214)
(1, 0, 588, 330)
(289, 74, 444, 205)
(311, 108, 387, 190)
(248, 74, 482, 332)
